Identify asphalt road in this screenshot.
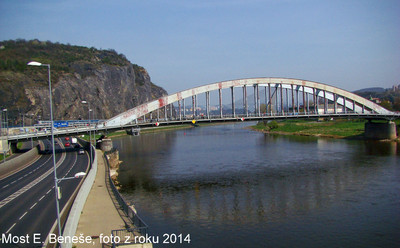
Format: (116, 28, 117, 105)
(0, 138, 89, 248)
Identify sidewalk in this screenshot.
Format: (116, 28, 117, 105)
(73, 150, 126, 247)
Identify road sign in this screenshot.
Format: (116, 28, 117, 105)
(54, 121, 69, 128)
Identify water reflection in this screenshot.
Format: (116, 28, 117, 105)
(114, 123, 400, 247)
(114, 132, 177, 191)
(122, 156, 395, 225)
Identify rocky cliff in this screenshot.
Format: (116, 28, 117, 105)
(0, 39, 167, 124)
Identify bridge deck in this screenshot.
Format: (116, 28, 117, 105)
(3, 113, 399, 142)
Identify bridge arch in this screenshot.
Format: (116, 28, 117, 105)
(102, 78, 392, 128)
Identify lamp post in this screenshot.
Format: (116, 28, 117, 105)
(27, 61, 63, 237)
(3, 109, 8, 137)
(81, 101, 93, 163)
(2, 109, 8, 163)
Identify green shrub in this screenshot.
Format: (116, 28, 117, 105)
(267, 121, 279, 130)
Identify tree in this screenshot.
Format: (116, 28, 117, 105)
(380, 100, 393, 110)
(392, 97, 400, 111)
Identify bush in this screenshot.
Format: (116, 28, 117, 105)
(267, 121, 279, 130)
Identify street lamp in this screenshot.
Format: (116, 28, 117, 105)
(1, 108, 8, 163)
(27, 61, 62, 237)
(81, 101, 93, 163)
(56, 172, 87, 199)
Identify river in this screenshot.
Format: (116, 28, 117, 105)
(113, 122, 400, 248)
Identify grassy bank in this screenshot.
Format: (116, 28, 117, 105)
(252, 119, 368, 139)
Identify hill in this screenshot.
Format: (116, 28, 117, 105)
(353, 87, 385, 94)
(353, 86, 400, 111)
(0, 39, 167, 125)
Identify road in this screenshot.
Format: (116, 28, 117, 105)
(0, 138, 89, 248)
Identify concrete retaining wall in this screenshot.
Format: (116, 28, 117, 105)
(60, 144, 97, 248)
(99, 138, 113, 151)
(0, 145, 40, 180)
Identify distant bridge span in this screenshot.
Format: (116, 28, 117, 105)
(102, 77, 394, 128)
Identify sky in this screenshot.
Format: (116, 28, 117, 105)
(1, 0, 399, 94)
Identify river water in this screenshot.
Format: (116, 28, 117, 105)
(113, 122, 400, 248)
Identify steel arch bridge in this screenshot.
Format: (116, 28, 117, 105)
(101, 77, 395, 128)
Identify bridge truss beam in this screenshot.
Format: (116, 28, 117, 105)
(102, 78, 394, 128)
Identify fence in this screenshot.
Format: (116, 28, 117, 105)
(104, 149, 148, 247)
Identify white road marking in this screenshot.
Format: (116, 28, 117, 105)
(38, 195, 45, 201)
(59, 151, 79, 184)
(0, 151, 66, 209)
(1, 156, 50, 190)
(19, 211, 28, 220)
(30, 202, 37, 209)
(6, 223, 16, 234)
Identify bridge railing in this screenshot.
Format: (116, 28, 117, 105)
(132, 110, 360, 124)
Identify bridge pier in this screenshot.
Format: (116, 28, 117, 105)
(365, 120, 397, 140)
(10, 141, 18, 153)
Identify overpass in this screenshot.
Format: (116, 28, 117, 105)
(3, 77, 400, 143)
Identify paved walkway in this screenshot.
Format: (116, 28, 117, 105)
(73, 150, 126, 248)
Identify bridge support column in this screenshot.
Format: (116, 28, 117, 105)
(253, 84, 260, 116)
(243, 86, 248, 117)
(192, 96, 195, 118)
(231, 87, 235, 117)
(265, 86, 268, 115)
(194, 95, 197, 117)
(206, 92, 210, 119)
(302, 86, 306, 115)
(257, 84, 260, 116)
(334, 93, 337, 114)
(291, 85, 295, 115)
(275, 85, 278, 114)
(365, 121, 397, 140)
(296, 86, 300, 113)
(315, 89, 320, 114)
(183, 99, 186, 119)
(286, 88, 289, 113)
(219, 89, 223, 118)
(312, 88, 316, 114)
(268, 84, 272, 115)
(280, 84, 283, 115)
(178, 100, 182, 120)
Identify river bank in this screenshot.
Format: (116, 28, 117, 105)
(250, 119, 399, 140)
